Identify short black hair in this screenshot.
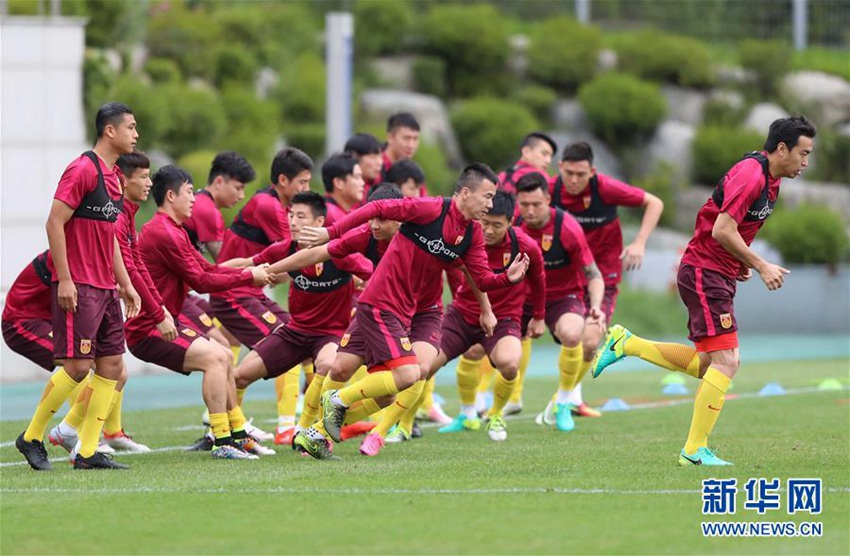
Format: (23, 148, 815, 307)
(179, 167, 194, 186)
(561, 141, 594, 164)
(487, 190, 516, 220)
(290, 191, 327, 219)
(208, 151, 256, 186)
(763, 115, 817, 153)
(344, 133, 382, 156)
(515, 171, 549, 195)
(522, 132, 557, 156)
(95, 102, 133, 138)
(116, 149, 150, 177)
(152, 165, 189, 207)
(454, 163, 498, 194)
(385, 159, 426, 187)
(387, 112, 420, 133)
(270, 147, 313, 185)
(321, 152, 359, 193)
(367, 183, 404, 202)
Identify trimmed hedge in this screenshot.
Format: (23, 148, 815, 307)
(511, 85, 558, 125)
(691, 125, 765, 185)
(613, 30, 715, 88)
(762, 204, 849, 265)
(354, 0, 413, 58)
(578, 73, 667, 147)
(528, 17, 602, 94)
(451, 97, 539, 170)
(738, 40, 792, 97)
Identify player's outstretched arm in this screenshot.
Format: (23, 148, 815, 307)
(712, 212, 788, 291)
(266, 245, 331, 275)
(621, 192, 664, 271)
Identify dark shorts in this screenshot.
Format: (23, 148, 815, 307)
(209, 295, 289, 348)
(521, 293, 585, 343)
(2, 319, 56, 371)
(52, 283, 125, 360)
(410, 305, 443, 349)
(253, 324, 339, 380)
(127, 320, 205, 376)
(338, 312, 366, 358)
(677, 263, 738, 345)
(440, 304, 522, 362)
(355, 303, 417, 371)
(181, 295, 216, 334)
(585, 285, 619, 321)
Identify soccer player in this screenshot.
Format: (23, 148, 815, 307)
(128, 165, 273, 459)
(344, 132, 383, 199)
(16, 102, 141, 470)
(380, 112, 427, 196)
(427, 190, 546, 441)
(322, 152, 365, 226)
(296, 163, 530, 456)
(497, 132, 557, 194)
(515, 172, 605, 433)
(385, 159, 428, 199)
(591, 116, 816, 466)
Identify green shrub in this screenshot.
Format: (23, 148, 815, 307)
(511, 85, 558, 125)
(274, 52, 326, 126)
(527, 17, 601, 94)
(613, 30, 715, 88)
(354, 0, 413, 58)
(422, 4, 512, 97)
(159, 84, 228, 159)
(147, 3, 221, 80)
(702, 96, 746, 127)
(450, 97, 539, 170)
(412, 56, 447, 97)
(218, 86, 280, 166)
(762, 204, 849, 265)
(633, 162, 678, 227)
(144, 58, 182, 85)
(285, 124, 326, 163)
(738, 40, 792, 97)
(807, 130, 850, 183)
(578, 73, 667, 148)
(415, 142, 455, 197)
(213, 44, 259, 88)
(176, 150, 217, 190)
(691, 125, 765, 185)
(108, 75, 171, 148)
(82, 53, 117, 142)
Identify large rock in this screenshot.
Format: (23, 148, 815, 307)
(369, 57, 415, 91)
(660, 85, 706, 127)
(643, 120, 696, 184)
(780, 178, 850, 222)
(781, 71, 850, 127)
(546, 130, 625, 180)
(744, 102, 790, 133)
(360, 89, 462, 165)
(707, 89, 745, 113)
(552, 99, 590, 132)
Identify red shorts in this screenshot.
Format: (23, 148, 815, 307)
(127, 320, 205, 375)
(253, 324, 339, 380)
(585, 285, 619, 321)
(52, 283, 125, 360)
(354, 303, 417, 371)
(677, 263, 739, 351)
(410, 305, 443, 349)
(180, 295, 216, 334)
(2, 319, 56, 371)
(209, 295, 289, 348)
(440, 304, 521, 362)
(521, 292, 585, 343)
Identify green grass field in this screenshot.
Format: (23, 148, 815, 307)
(1, 357, 848, 555)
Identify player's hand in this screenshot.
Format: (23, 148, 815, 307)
(353, 276, 366, 290)
(586, 307, 606, 330)
(156, 310, 178, 342)
(620, 242, 646, 271)
(122, 286, 141, 319)
(527, 318, 545, 339)
(57, 279, 78, 313)
(506, 253, 530, 284)
(736, 266, 753, 282)
(299, 226, 330, 248)
(479, 310, 497, 338)
(756, 262, 790, 291)
(250, 265, 271, 286)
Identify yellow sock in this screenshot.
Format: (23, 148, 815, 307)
(557, 344, 584, 392)
(323, 377, 347, 394)
(314, 419, 328, 437)
(576, 359, 592, 384)
(399, 384, 429, 433)
(419, 376, 436, 412)
(624, 336, 705, 378)
(683, 368, 731, 454)
(227, 405, 248, 433)
(342, 398, 382, 426)
(338, 371, 400, 407)
(230, 345, 241, 364)
(374, 380, 425, 437)
(351, 365, 368, 383)
(77, 374, 117, 458)
(510, 338, 532, 404)
(236, 388, 247, 407)
(63, 375, 93, 430)
(477, 357, 495, 394)
(102, 389, 123, 436)
(276, 366, 301, 422)
(488, 373, 517, 417)
(298, 373, 325, 429)
(24, 369, 81, 442)
(209, 412, 231, 443)
(65, 374, 86, 410)
(302, 361, 315, 384)
(456, 355, 480, 406)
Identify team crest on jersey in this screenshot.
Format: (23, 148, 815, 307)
(79, 339, 91, 355)
(199, 313, 214, 327)
(315, 262, 324, 276)
(719, 313, 733, 329)
(261, 311, 277, 324)
(182, 328, 197, 337)
(503, 252, 512, 267)
(454, 235, 465, 245)
(340, 333, 350, 347)
(400, 337, 412, 351)
(583, 194, 592, 209)
(541, 234, 553, 252)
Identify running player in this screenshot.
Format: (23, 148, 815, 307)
(498, 132, 557, 194)
(380, 112, 427, 196)
(322, 152, 365, 226)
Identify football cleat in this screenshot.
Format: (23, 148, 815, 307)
(320, 390, 346, 443)
(103, 430, 151, 452)
(73, 452, 129, 470)
(384, 425, 411, 444)
(534, 400, 557, 426)
(48, 425, 77, 453)
(555, 403, 575, 432)
(359, 433, 386, 456)
(425, 404, 453, 425)
(292, 432, 338, 460)
(274, 426, 295, 446)
(410, 422, 423, 439)
(571, 402, 602, 418)
(678, 447, 733, 466)
(340, 421, 376, 441)
(186, 433, 214, 451)
(211, 444, 259, 460)
(16, 433, 52, 471)
(486, 415, 508, 442)
(438, 414, 481, 433)
(591, 324, 632, 378)
(244, 419, 274, 442)
(503, 401, 523, 416)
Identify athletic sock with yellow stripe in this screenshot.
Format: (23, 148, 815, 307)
(624, 336, 705, 378)
(509, 338, 533, 404)
(683, 368, 731, 454)
(24, 368, 80, 442)
(77, 374, 117, 458)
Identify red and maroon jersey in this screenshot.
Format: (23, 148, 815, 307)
(498, 160, 548, 195)
(2, 252, 52, 323)
(359, 175, 383, 208)
(252, 238, 373, 336)
(52, 153, 125, 289)
(550, 172, 645, 286)
(116, 200, 165, 323)
(326, 197, 512, 326)
(682, 152, 781, 278)
(454, 227, 546, 325)
(324, 196, 351, 228)
(215, 187, 289, 300)
(518, 207, 595, 300)
(183, 189, 224, 250)
(128, 212, 253, 345)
